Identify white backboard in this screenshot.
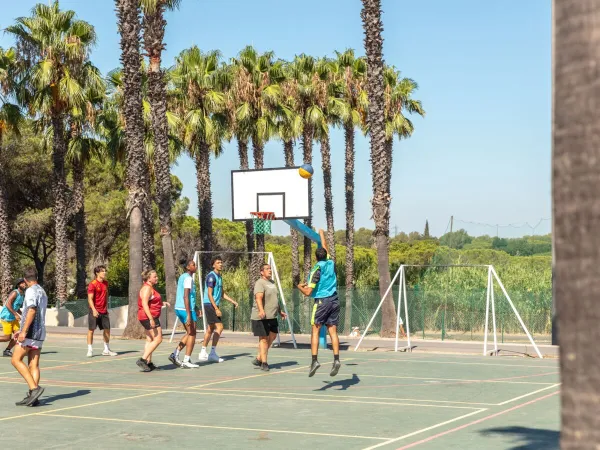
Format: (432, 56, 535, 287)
(231, 167, 311, 221)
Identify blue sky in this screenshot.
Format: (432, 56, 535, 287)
(1, 0, 551, 238)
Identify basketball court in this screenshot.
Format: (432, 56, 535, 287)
(0, 335, 559, 449)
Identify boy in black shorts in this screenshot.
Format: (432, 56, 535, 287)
(298, 229, 341, 377)
(251, 263, 287, 371)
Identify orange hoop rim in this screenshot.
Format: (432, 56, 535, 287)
(250, 212, 276, 220)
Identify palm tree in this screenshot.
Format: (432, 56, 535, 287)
(171, 46, 225, 274)
(554, 0, 600, 445)
(7, 1, 102, 305)
(141, 0, 181, 316)
(332, 49, 367, 333)
(0, 47, 23, 299)
(360, 0, 396, 336)
(115, 0, 152, 338)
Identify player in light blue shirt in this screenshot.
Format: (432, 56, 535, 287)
(169, 259, 199, 369)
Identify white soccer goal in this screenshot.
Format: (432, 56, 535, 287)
(168, 251, 297, 349)
(353, 264, 544, 358)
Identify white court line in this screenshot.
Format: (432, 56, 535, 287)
(199, 388, 497, 406)
(187, 390, 484, 410)
(496, 383, 561, 406)
(40, 413, 389, 441)
(188, 365, 307, 389)
(361, 409, 487, 450)
(362, 358, 558, 369)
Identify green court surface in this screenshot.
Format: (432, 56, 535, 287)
(0, 336, 560, 449)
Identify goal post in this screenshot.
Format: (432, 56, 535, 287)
(354, 264, 544, 359)
(168, 250, 297, 349)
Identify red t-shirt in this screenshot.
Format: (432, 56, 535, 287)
(137, 283, 163, 320)
(88, 279, 109, 314)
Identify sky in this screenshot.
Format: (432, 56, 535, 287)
(0, 0, 552, 238)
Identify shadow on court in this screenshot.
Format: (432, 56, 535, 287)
(480, 426, 559, 450)
(268, 361, 299, 370)
(41, 351, 58, 355)
(221, 352, 251, 361)
(315, 374, 360, 391)
(38, 389, 91, 406)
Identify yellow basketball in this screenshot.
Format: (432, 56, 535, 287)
(299, 164, 314, 179)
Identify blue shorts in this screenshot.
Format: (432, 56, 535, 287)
(311, 293, 340, 326)
(175, 309, 197, 324)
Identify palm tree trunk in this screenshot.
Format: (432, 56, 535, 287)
(301, 126, 313, 281)
(250, 138, 265, 288)
(142, 198, 156, 270)
(284, 139, 301, 332)
(554, 1, 600, 446)
(117, 0, 149, 339)
(0, 138, 12, 299)
(51, 115, 69, 306)
(72, 158, 87, 299)
(320, 134, 335, 261)
(195, 143, 213, 275)
(344, 122, 355, 334)
(144, 3, 176, 324)
(238, 138, 255, 304)
(362, 0, 396, 337)
(385, 137, 393, 197)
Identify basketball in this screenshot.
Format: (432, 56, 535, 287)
(298, 164, 314, 179)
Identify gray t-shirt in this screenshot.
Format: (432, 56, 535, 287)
(251, 278, 280, 320)
(20, 284, 48, 341)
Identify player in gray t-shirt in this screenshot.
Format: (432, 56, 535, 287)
(12, 267, 47, 407)
(251, 264, 287, 371)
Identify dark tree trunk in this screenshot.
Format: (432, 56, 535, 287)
(51, 115, 69, 306)
(0, 137, 12, 299)
(143, 2, 176, 325)
(117, 0, 149, 339)
(142, 197, 156, 270)
(362, 0, 395, 337)
(238, 139, 255, 304)
(195, 143, 213, 275)
(250, 138, 265, 288)
(554, 0, 600, 446)
(301, 126, 313, 281)
(72, 158, 87, 299)
(320, 134, 335, 261)
(385, 137, 393, 197)
(344, 122, 355, 334)
(284, 139, 301, 332)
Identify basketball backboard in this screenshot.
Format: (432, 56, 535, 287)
(231, 167, 311, 221)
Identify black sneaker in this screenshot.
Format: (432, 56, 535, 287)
(261, 363, 270, 372)
(309, 360, 321, 377)
(28, 399, 40, 407)
(25, 386, 44, 406)
(15, 390, 32, 406)
(251, 358, 262, 367)
(330, 359, 341, 377)
(136, 358, 151, 372)
(168, 353, 182, 367)
(3, 349, 12, 357)
(147, 362, 160, 371)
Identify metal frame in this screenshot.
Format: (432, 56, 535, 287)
(168, 250, 298, 349)
(256, 192, 285, 218)
(353, 264, 544, 358)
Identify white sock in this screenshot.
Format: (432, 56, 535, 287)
(184, 355, 190, 363)
(201, 346, 207, 353)
(175, 348, 180, 358)
(88, 344, 93, 352)
(104, 342, 110, 352)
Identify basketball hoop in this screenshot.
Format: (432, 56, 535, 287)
(250, 212, 276, 235)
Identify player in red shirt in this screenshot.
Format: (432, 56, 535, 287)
(136, 269, 169, 372)
(86, 265, 117, 357)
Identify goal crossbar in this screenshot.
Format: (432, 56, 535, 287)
(353, 264, 544, 358)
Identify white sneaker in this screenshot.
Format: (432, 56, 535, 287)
(86, 349, 93, 357)
(198, 349, 208, 361)
(102, 350, 118, 356)
(208, 350, 224, 363)
(181, 360, 199, 369)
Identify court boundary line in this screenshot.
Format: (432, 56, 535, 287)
(495, 383, 561, 405)
(361, 409, 488, 450)
(187, 365, 308, 389)
(38, 413, 390, 441)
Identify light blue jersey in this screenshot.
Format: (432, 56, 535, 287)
(307, 257, 337, 299)
(203, 271, 223, 306)
(0, 289, 24, 322)
(175, 272, 196, 311)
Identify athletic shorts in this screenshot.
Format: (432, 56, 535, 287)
(139, 317, 161, 330)
(88, 312, 110, 331)
(1, 319, 19, 336)
(19, 338, 43, 350)
(252, 319, 278, 337)
(175, 309, 197, 324)
(311, 294, 340, 327)
(203, 304, 221, 325)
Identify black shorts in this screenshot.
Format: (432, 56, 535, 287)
(203, 305, 222, 325)
(139, 317, 161, 330)
(252, 319, 279, 337)
(312, 294, 340, 326)
(88, 311, 110, 331)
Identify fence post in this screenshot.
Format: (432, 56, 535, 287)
(232, 303, 236, 332)
(442, 297, 446, 341)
